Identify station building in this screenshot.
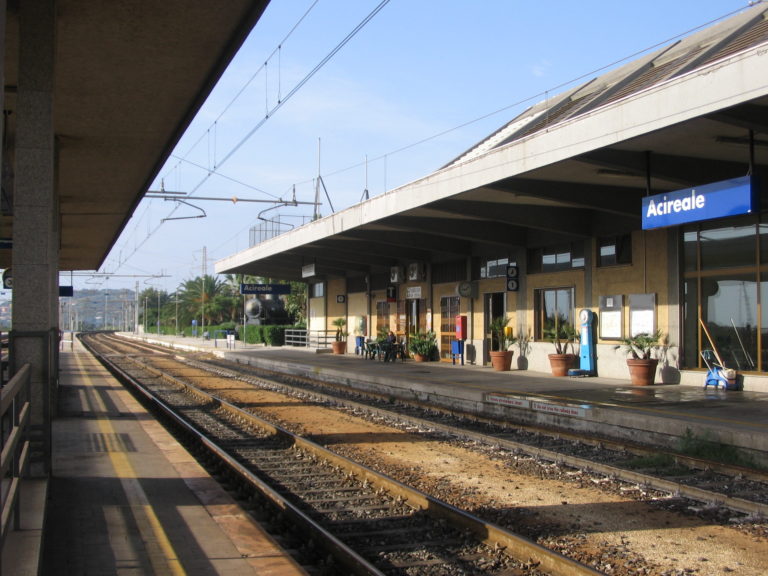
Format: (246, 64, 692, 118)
(217, 5, 768, 390)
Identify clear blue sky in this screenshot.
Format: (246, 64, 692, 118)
(82, 0, 753, 294)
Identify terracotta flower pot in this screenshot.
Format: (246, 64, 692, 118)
(489, 350, 514, 371)
(331, 341, 347, 355)
(626, 358, 659, 386)
(413, 353, 428, 362)
(548, 353, 577, 377)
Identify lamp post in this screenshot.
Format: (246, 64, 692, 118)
(201, 276, 205, 339)
(201, 245, 206, 339)
(157, 289, 161, 334)
(134, 281, 139, 334)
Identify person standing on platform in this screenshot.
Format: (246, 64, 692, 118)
(384, 330, 397, 361)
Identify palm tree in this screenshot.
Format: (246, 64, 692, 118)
(284, 280, 307, 326)
(176, 275, 228, 329)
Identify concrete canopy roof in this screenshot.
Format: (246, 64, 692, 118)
(0, 0, 269, 271)
(217, 5, 768, 284)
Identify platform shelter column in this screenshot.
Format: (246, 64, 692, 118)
(10, 0, 57, 477)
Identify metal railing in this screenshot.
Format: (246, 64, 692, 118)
(284, 329, 309, 347)
(308, 330, 337, 348)
(0, 363, 31, 547)
(269, 329, 349, 349)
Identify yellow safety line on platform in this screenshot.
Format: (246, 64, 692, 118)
(74, 352, 187, 576)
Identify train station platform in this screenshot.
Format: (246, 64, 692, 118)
(32, 337, 308, 576)
(128, 333, 768, 468)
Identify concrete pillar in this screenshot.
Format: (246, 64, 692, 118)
(11, 0, 57, 477)
(0, 2, 5, 160)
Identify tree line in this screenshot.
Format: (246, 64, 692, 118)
(138, 274, 306, 333)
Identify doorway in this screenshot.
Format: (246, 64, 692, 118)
(406, 298, 426, 337)
(439, 296, 461, 360)
(484, 292, 505, 364)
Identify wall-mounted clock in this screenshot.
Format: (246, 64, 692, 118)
(457, 281, 473, 298)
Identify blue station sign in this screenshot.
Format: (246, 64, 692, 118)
(642, 175, 758, 230)
(240, 283, 291, 295)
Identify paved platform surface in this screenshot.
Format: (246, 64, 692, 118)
(40, 337, 308, 576)
(132, 333, 768, 465)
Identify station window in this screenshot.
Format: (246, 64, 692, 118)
(310, 282, 324, 298)
(479, 257, 512, 279)
(682, 218, 765, 372)
(533, 287, 574, 340)
(597, 234, 632, 267)
(528, 243, 584, 273)
(431, 259, 465, 284)
(375, 301, 390, 337)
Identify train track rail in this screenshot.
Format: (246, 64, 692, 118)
(81, 332, 603, 576)
(173, 344, 768, 519)
(99, 333, 768, 518)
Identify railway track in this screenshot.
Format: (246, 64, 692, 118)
(96, 333, 768, 518)
(158, 339, 768, 519)
(81, 332, 603, 576)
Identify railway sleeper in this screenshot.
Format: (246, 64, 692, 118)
(297, 486, 366, 495)
(324, 514, 420, 531)
(342, 526, 458, 542)
(354, 537, 469, 554)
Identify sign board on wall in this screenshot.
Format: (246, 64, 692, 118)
(629, 293, 656, 336)
(240, 283, 291, 295)
(301, 263, 316, 278)
(599, 295, 623, 340)
(642, 175, 757, 230)
(406, 286, 422, 300)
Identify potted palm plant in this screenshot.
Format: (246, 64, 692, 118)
(545, 319, 578, 376)
(516, 326, 531, 370)
(331, 317, 348, 354)
(408, 331, 437, 362)
(615, 329, 664, 385)
(489, 316, 517, 371)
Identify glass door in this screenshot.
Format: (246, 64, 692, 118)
(439, 296, 460, 360)
(484, 292, 505, 364)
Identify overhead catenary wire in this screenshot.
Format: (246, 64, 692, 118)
(161, 0, 321, 182)
(296, 2, 757, 189)
(107, 1, 381, 273)
(187, 0, 391, 194)
(159, 3, 751, 204)
(106, 1, 756, 288)
(169, 155, 277, 198)
(153, 0, 389, 229)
